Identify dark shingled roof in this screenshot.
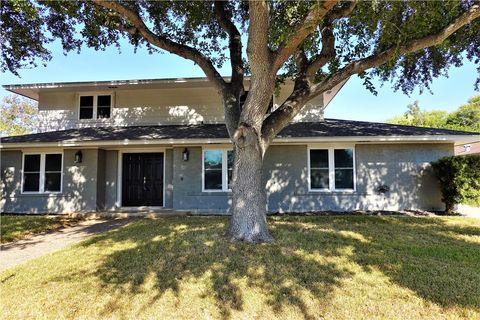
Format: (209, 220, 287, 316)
(1, 119, 478, 144)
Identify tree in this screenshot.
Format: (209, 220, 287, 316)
(0, 95, 38, 137)
(1, 1, 480, 243)
(388, 95, 480, 132)
(446, 95, 480, 131)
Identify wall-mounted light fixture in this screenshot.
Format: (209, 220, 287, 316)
(182, 148, 189, 161)
(74, 150, 83, 164)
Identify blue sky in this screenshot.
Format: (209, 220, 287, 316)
(1, 40, 478, 122)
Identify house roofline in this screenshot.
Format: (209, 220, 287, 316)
(1, 134, 477, 149)
(3, 76, 241, 101)
(2, 76, 229, 92)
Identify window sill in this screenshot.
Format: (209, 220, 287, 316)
(20, 192, 63, 196)
(78, 118, 112, 122)
(202, 190, 232, 194)
(308, 189, 356, 194)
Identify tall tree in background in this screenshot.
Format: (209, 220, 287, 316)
(0, 95, 38, 137)
(388, 95, 480, 132)
(446, 95, 480, 131)
(1, 1, 480, 242)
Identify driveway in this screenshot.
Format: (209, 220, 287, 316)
(0, 218, 133, 272)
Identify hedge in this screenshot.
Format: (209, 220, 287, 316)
(430, 155, 480, 213)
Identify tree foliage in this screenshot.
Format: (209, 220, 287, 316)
(2, 0, 480, 242)
(0, 94, 38, 137)
(431, 155, 480, 212)
(388, 95, 480, 132)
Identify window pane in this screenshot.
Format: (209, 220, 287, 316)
(80, 96, 93, 107)
(204, 170, 222, 190)
(97, 95, 111, 107)
(45, 172, 61, 192)
(24, 154, 40, 172)
(240, 91, 248, 107)
(310, 150, 329, 168)
(227, 150, 234, 189)
(204, 150, 222, 169)
(45, 154, 62, 171)
(97, 107, 111, 119)
(80, 107, 93, 119)
(310, 169, 329, 189)
(23, 173, 40, 192)
(335, 169, 354, 189)
(334, 149, 353, 168)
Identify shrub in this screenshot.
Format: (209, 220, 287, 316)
(430, 155, 480, 213)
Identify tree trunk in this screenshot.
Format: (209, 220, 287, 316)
(225, 125, 273, 243)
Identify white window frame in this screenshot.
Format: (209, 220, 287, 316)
(21, 152, 64, 194)
(78, 93, 113, 120)
(307, 145, 356, 192)
(202, 147, 233, 192)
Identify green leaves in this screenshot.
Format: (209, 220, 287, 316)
(431, 155, 480, 212)
(0, 94, 38, 137)
(388, 96, 480, 132)
(1, 0, 479, 97)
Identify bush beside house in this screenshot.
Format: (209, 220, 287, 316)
(431, 155, 480, 213)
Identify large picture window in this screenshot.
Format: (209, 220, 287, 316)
(203, 149, 234, 191)
(23, 153, 63, 193)
(309, 147, 355, 191)
(79, 94, 112, 119)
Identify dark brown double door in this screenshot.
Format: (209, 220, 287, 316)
(122, 153, 164, 207)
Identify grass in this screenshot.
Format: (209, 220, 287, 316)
(0, 214, 81, 243)
(1, 216, 479, 319)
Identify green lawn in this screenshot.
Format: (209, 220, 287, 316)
(1, 216, 479, 319)
(1, 214, 80, 243)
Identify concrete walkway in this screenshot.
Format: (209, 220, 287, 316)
(0, 218, 133, 272)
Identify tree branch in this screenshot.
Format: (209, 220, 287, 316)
(247, 0, 273, 73)
(214, 0, 243, 90)
(263, 3, 480, 142)
(309, 3, 480, 96)
(273, 0, 339, 72)
(214, 1, 244, 136)
(91, 0, 227, 93)
(306, 0, 357, 78)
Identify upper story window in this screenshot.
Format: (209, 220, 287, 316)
(23, 153, 63, 193)
(308, 147, 355, 191)
(79, 94, 112, 119)
(203, 149, 234, 192)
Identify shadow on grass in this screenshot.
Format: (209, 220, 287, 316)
(78, 216, 479, 319)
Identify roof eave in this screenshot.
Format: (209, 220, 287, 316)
(1, 134, 477, 149)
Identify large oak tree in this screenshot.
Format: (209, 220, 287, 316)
(2, 0, 479, 242)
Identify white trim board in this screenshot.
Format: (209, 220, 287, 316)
(2, 134, 477, 149)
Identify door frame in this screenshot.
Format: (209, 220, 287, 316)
(117, 148, 166, 208)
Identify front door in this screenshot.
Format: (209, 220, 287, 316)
(122, 153, 164, 207)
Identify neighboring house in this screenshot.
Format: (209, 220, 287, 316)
(0, 77, 478, 214)
(455, 141, 480, 155)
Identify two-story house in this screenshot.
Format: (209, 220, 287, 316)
(1, 77, 478, 214)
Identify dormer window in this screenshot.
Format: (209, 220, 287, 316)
(79, 94, 112, 119)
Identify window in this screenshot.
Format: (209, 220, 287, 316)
(79, 94, 112, 119)
(23, 155, 41, 192)
(310, 149, 329, 189)
(203, 149, 234, 191)
(23, 153, 63, 193)
(334, 149, 354, 189)
(309, 147, 355, 191)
